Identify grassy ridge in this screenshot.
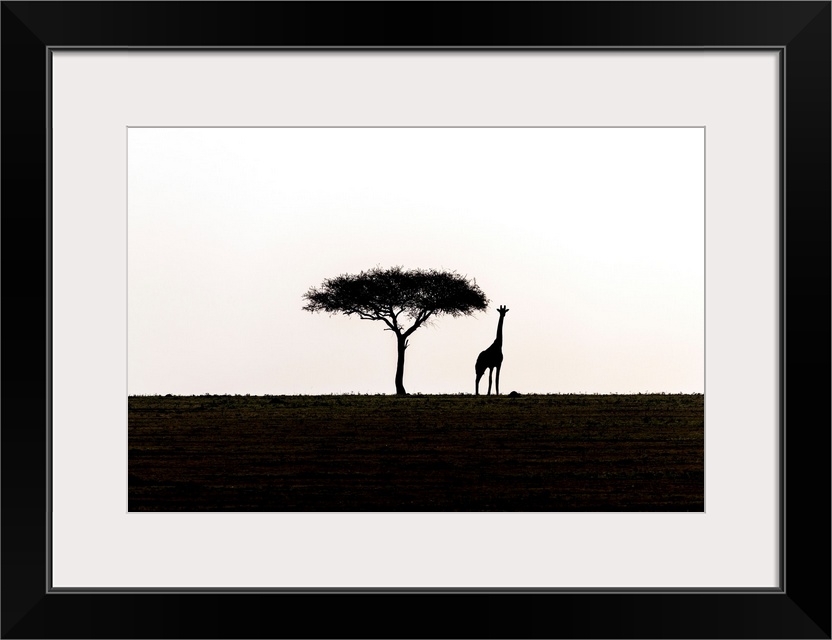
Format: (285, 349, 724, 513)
(128, 394, 704, 512)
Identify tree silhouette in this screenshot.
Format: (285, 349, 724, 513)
(303, 266, 489, 395)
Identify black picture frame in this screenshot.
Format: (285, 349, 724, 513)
(2, 2, 829, 638)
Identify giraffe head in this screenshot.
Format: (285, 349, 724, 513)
(497, 305, 509, 316)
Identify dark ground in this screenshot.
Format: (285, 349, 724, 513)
(128, 393, 704, 512)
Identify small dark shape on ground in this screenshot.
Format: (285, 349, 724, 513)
(508, 391, 521, 397)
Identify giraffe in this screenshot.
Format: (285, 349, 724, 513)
(475, 305, 509, 395)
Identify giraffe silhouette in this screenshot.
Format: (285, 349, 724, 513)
(475, 305, 509, 395)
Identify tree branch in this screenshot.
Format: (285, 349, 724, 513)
(346, 306, 398, 333)
(403, 309, 433, 338)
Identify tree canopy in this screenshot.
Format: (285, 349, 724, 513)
(302, 266, 489, 394)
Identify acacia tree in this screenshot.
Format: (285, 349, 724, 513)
(303, 266, 488, 395)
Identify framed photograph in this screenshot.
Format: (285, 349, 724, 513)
(125, 125, 706, 514)
(3, 2, 829, 638)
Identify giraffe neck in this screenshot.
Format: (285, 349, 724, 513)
(495, 315, 505, 347)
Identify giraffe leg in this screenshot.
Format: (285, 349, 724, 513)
(487, 369, 493, 395)
(495, 365, 501, 395)
(475, 371, 483, 395)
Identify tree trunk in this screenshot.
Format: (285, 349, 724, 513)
(394, 336, 408, 395)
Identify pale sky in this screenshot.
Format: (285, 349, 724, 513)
(127, 127, 704, 395)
